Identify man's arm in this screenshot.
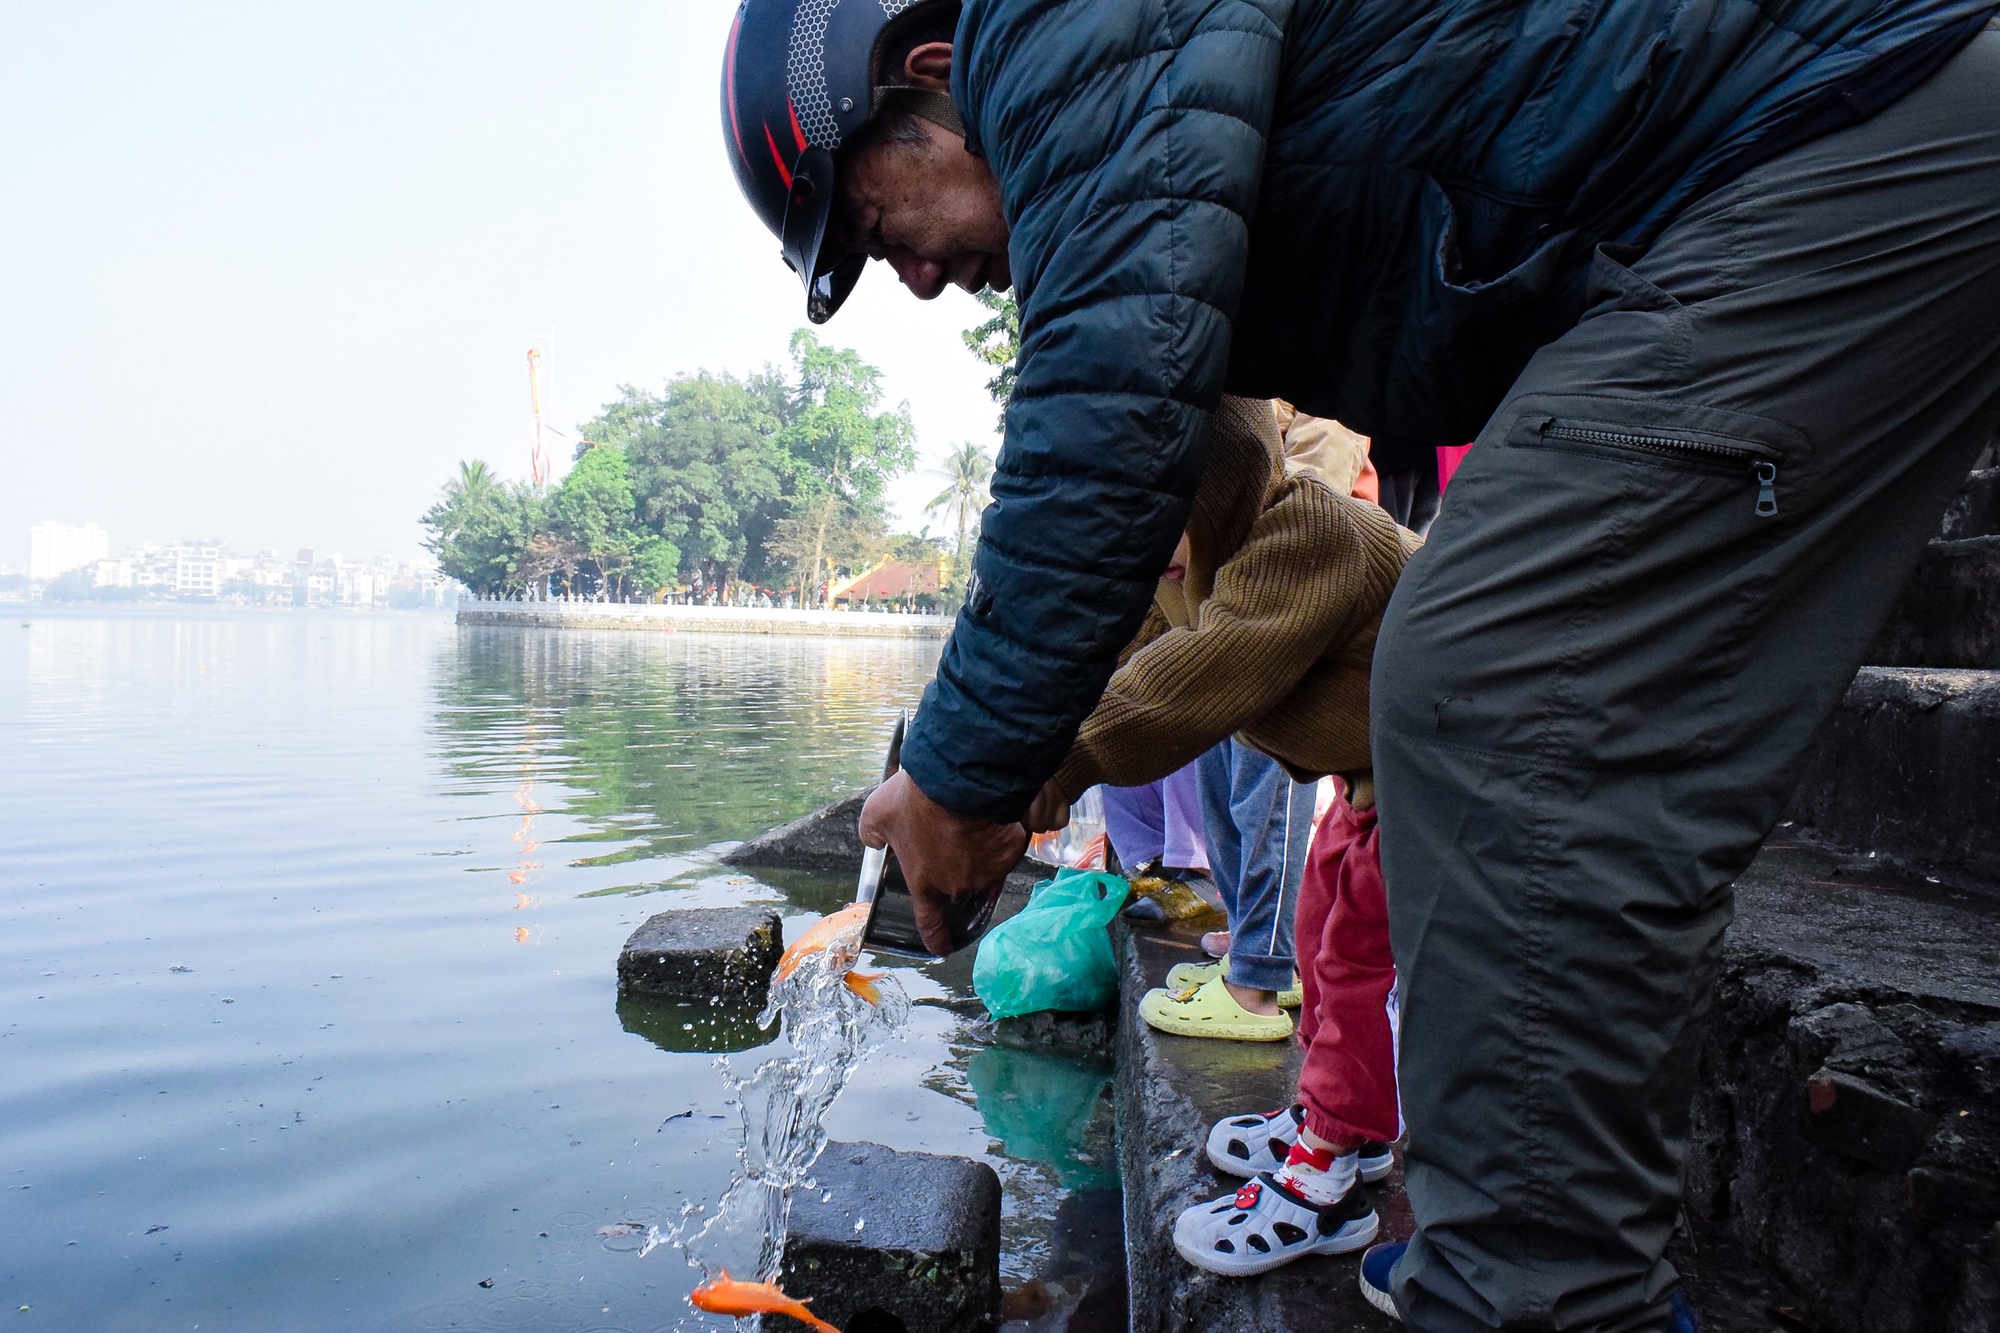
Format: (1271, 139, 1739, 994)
(898, 0, 1290, 822)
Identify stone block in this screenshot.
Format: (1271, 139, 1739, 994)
(1684, 841, 2000, 1333)
(722, 790, 872, 873)
(615, 906, 782, 1003)
(1869, 537, 2000, 669)
(780, 1140, 1001, 1333)
(1940, 467, 2000, 541)
(722, 790, 1068, 879)
(1787, 667, 2000, 884)
(1802, 1070, 1938, 1173)
(973, 1009, 1117, 1064)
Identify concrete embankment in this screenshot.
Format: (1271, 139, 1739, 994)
(711, 790, 2000, 1330)
(1113, 845, 2000, 1333)
(456, 601, 952, 638)
(1113, 919, 1413, 1333)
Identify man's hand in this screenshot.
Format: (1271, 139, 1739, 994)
(859, 769, 1027, 955)
(1022, 778, 1070, 835)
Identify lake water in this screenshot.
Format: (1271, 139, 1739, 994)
(0, 611, 1119, 1332)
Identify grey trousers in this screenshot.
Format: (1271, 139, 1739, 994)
(1373, 26, 2000, 1333)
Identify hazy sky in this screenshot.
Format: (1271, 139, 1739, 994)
(0, 2, 1001, 567)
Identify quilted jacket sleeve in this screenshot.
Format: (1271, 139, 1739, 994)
(899, 0, 1290, 821)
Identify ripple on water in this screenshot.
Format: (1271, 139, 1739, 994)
(2, 616, 1086, 1330)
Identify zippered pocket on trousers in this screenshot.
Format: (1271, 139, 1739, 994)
(1536, 419, 1781, 517)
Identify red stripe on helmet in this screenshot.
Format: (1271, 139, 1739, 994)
(724, 11, 747, 166)
(764, 122, 793, 188)
(787, 97, 808, 153)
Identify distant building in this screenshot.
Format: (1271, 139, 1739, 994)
(30, 530, 444, 609)
(167, 542, 223, 599)
(828, 557, 945, 605)
(88, 557, 135, 588)
(28, 521, 108, 581)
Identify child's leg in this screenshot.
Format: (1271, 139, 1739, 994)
(1216, 742, 1310, 997)
(1292, 800, 1338, 1053)
(1158, 759, 1208, 872)
(1099, 780, 1166, 871)
(1298, 795, 1401, 1148)
(1194, 741, 1241, 924)
(1178, 802, 1387, 1274)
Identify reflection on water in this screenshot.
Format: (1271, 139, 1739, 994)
(966, 1046, 1117, 1193)
(431, 629, 938, 868)
(2, 613, 1121, 1332)
(618, 995, 773, 1056)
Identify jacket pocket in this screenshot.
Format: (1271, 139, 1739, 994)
(1514, 413, 1783, 518)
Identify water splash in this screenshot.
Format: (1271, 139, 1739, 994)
(644, 910, 909, 1290)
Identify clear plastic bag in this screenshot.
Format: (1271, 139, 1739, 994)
(1025, 785, 1108, 869)
(972, 868, 1128, 1019)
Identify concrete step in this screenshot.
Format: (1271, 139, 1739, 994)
(1869, 536, 2000, 669)
(1787, 666, 2000, 885)
(616, 905, 782, 1003)
(720, 789, 1056, 900)
(1112, 922, 1411, 1333)
(723, 789, 875, 873)
(1111, 922, 1811, 1332)
(1112, 846, 2000, 1333)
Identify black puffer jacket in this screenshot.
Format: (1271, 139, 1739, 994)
(901, 0, 1995, 820)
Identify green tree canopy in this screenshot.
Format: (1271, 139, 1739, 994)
(962, 290, 1020, 429)
(547, 444, 651, 598)
(584, 370, 790, 594)
(419, 331, 916, 603)
(422, 460, 541, 596)
(777, 329, 916, 603)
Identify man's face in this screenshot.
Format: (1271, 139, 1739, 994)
(834, 116, 1011, 301)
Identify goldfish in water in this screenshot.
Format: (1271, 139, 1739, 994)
(689, 1268, 841, 1332)
(842, 970, 884, 1006)
(774, 902, 870, 982)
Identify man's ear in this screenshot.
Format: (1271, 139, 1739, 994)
(902, 41, 953, 92)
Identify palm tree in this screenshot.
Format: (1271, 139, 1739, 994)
(926, 441, 994, 600)
(449, 459, 498, 501)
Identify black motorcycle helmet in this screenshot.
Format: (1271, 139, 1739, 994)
(721, 0, 962, 323)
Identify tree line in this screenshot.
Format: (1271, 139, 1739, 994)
(425, 299, 1021, 606)
(426, 330, 952, 605)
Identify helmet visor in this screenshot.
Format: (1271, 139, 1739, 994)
(780, 146, 865, 324)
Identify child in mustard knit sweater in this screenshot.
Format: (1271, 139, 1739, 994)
(1024, 394, 1415, 1277)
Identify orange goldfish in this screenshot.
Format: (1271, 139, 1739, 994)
(774, 902, 870, 982)
(689, 1268, 841, 1332)
(842, 970, 884, 1006)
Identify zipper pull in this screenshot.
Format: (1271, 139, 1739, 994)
(1753, 462, 1778, 517)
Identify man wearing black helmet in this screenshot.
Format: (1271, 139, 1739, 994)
(721, 0, 2000, 1328)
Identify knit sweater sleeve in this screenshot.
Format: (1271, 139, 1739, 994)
(1052, 483, 1399, 798)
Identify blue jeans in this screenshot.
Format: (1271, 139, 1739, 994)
(1197, 738, 1313, 994)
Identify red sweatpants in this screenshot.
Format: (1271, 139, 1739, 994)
(1295, 794, 1401, 1146)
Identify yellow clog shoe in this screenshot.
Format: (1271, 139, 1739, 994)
(1162, 959, 1304, 1010)
(1138, 975, 1295, 1042)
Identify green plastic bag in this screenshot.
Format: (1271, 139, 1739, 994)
(973, 869, 1128, 1019)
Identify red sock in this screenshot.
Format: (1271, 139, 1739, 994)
(1285, 1141, 1336, 1173)
(1274, 1139, 1355, 1204)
